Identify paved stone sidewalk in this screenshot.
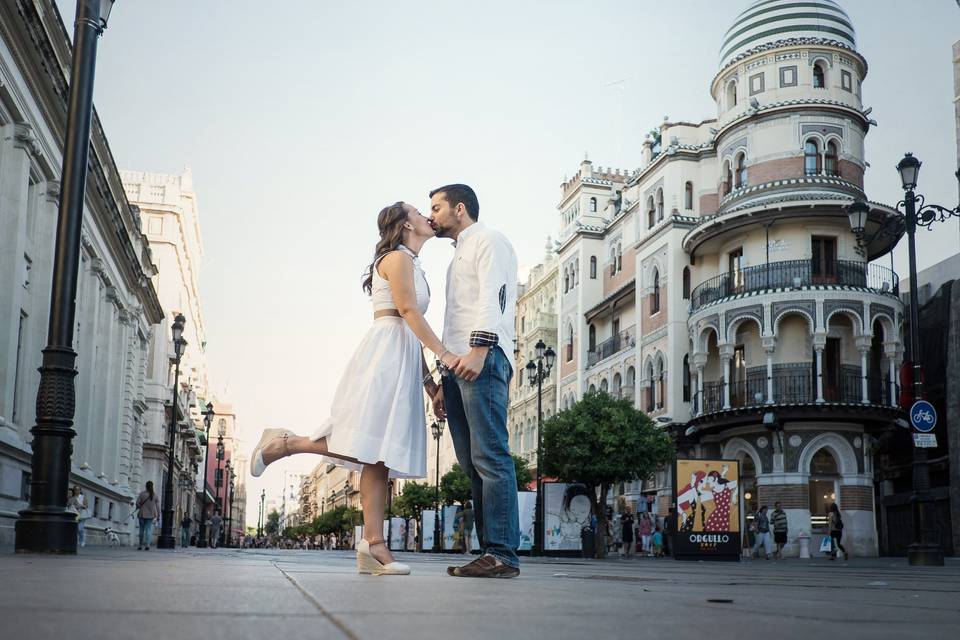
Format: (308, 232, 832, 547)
(1, 548, 958, 640)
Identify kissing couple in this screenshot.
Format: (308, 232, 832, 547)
(251, 184, 521, 578)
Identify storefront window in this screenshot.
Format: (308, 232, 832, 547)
(808, 449, 839, 529)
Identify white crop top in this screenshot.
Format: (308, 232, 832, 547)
(370, 245, 430, 314)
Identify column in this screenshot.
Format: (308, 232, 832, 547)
(720, 345, 733, 410)
(762, 336, 776, 404)
(692, 353, 707, 416)
(814, 346, 825, 403)
(884, 342, 900, 407)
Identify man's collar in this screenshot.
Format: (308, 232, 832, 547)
(452, 221, 484, 247)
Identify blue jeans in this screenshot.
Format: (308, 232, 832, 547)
(443, 346, 519, 567)
(138, 518, 154, 548)
(181, 527, 190, 547)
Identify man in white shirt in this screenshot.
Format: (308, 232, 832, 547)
(429, 183, 520, 578)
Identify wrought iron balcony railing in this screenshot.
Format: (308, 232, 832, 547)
(586, 325, 636, 367)
(689, 259, 899, 311)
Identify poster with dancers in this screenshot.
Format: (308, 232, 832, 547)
(673, 459, 741, 561)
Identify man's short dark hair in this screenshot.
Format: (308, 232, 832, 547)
(430, 183, 479, 221)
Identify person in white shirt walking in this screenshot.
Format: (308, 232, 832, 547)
(428, 184, 521, 579)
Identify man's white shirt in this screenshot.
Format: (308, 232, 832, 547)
(442, 222, 517, 357)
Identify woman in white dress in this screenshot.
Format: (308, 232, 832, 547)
(250, 202, 458, 575)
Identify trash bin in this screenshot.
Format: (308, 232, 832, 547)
(797, 531, 811, 559)
(580, 526, 595, 558)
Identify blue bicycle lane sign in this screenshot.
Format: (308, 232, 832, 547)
(909, 400, 937, 433)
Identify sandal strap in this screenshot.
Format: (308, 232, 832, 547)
(366, 538, 386, 546)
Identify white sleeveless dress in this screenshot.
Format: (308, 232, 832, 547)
(309, 246, 428, 478)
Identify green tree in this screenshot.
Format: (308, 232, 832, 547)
(265, 509, 280, 535)
(440, 464, 472, 506)
(542, 391, 674, 559)
(397, 481, 439, 551)
(513, 454, 533, 492)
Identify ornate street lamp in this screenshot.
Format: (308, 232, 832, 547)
(847, 151, 960, 566)
(221, 459, 232, 547)
(214, 425, 225, 532)
(430, 419, 445, 552)
(14, 0, 116, 554)
(158, 314, 187, 549)
(258, 489, 266, 537)
(197, 402, 215, 547)
(526, 339, 555, 556)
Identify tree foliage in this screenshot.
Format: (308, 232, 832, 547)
(265, 509, 280, 535)
(542, 391, 674, 558)
(513, 454, 533, 491)
(440, 464, 472, 506)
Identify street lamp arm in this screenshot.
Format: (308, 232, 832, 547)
(914, 200, 960, 229)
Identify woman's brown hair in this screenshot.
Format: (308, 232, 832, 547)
(361, 202, 408, 295)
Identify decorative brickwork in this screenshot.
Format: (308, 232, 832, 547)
(840, 485, 873, 511)
(758, 484, 809, 509)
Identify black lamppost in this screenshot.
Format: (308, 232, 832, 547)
(214, 427, 225, 519)
(258, 489, 266, 537)
(387, 479, 395, 550)
(158, 314, 187, 549)
(847, 151, 958, 567)
(14, 0, 115, 554)
(525, 339, 556, 556)
(197, 402, 214, 547)
(221, 459, 231, 547)
(227, 470, 235, 547)
(430, 419, 445, 552)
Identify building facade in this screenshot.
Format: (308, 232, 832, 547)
(121, 169, 221, 545)
(0, 0, 164, 546)
(552, 0, 906, 556)
(508, 244, 559, 470)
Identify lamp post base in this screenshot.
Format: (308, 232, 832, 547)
(908, 543, 944, 566)
(15, 512, 78, 554)
(156, 535, 177, 550)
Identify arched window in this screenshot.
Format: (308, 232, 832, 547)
(574, 259, 580, 285)
(726, 79, 737, 107)
(588, 324, 596, 352)
(723, 161, 733, 196)
(563, 268, 569, 293)
(656, 188, 664, 221)
(589, 256, 597, 279)
(645, 363, 655, 412)
(589, 197, 597, 212)
(656, 357, 665, 409)
(609, 247, 617, 276)
(613, 373, 622, 398)
(626, 366, 636, 403)
(650, 269, 661, 314)
(735, 153, 747, 188)
(825, 141, 838, 176)
(682, 267, 691, 299)
(588, 384, 597, 394)
(684, 181, 694, 210)
(566, 324, 574, 361)
(813, 62, 826, 89)
(682, 354, 691, 402)
(647, 196, 655, 229)
(616, 243, 622, 272)
(600, 378, 609, 393)
(804, 139, 820, 175)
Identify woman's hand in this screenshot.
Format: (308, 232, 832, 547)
(432, 386, 446, 420)
(440, 351, 461, 371)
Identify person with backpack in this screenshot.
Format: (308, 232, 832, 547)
(751, 505, 772, 559)
(135, 481, 160, 550)
(828, 503, 847, 560)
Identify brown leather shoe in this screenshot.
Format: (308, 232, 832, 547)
(447, 553, 519, 578)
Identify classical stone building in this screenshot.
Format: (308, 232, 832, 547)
(554, 0, 906, 556)
(121, 169, 218, 545)
(0, 1, 163, 546)
(508, 243, 559, 470)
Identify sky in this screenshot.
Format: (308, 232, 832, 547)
(55, 0, 960, 526)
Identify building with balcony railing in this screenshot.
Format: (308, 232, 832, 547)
(550, 0, 906, 555)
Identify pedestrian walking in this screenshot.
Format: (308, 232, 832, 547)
(828, 503, 847, 561)
(135, 481, 160, 550)
(663, 509, 675, 557)
(751, 505, 773, 559)
(770, 502, 788, 559)
(209, 510, 223, 549)
(620, 507, 635, 557)
(461, 500, 474, 553)
(66, 486, 88, 548)
(638, 513, 652, 556)
(180, 514, 193, 548)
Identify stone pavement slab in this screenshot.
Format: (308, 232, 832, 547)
(1, 548, 958, 640)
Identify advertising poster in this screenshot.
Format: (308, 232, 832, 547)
(544, 482, 592, 552)
(420, 509, 435, 551)
(442, 505, 462, 551)
(673, 459, 741, 561)
(517, 491, 536, 551)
